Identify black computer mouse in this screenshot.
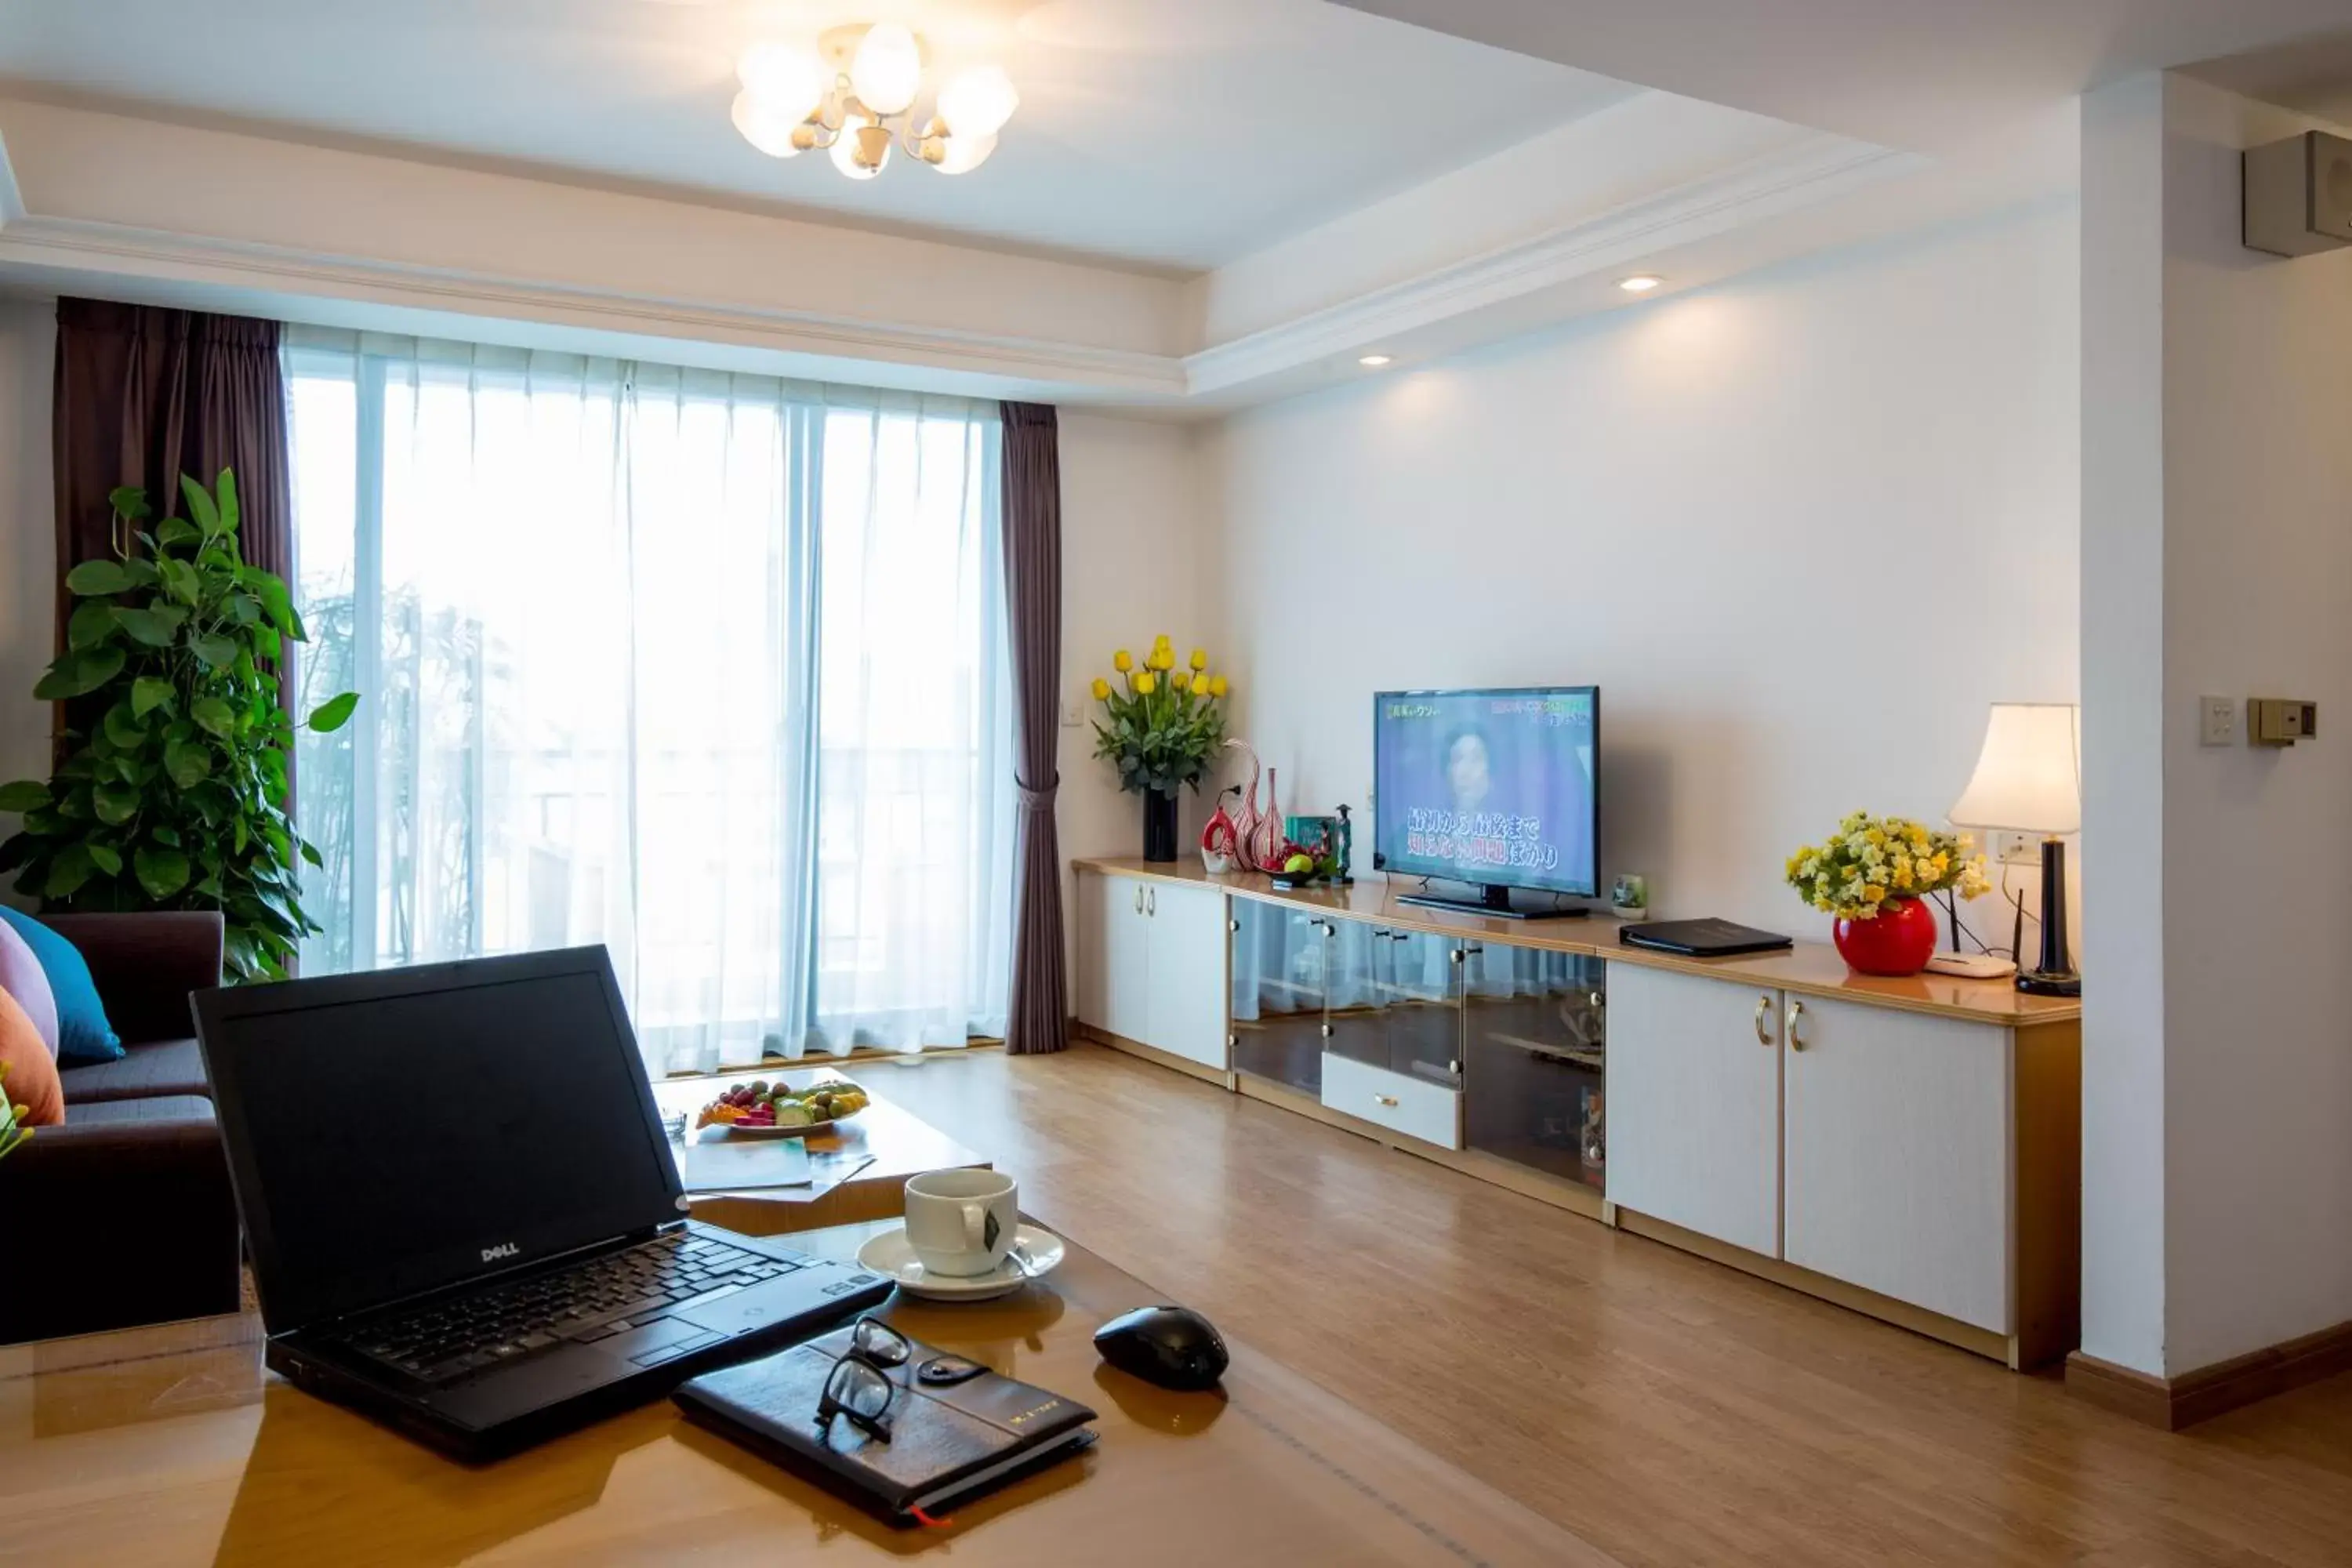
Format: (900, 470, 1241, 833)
(1092, 1305, 1229, 1392)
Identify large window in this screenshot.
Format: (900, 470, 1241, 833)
(284, 332, 1010, 1073)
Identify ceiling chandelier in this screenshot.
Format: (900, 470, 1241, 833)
(730, 22, 1019, 181)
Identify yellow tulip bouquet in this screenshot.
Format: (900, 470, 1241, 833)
(1091, 634, 1229, 796)
(1784, 811, 1990, 920)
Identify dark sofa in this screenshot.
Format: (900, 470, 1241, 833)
(1, 912, 239, 1345)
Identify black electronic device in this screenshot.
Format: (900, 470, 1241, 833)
(192, 946, 891, 1461)
(1091, 1305, 1229, 1392)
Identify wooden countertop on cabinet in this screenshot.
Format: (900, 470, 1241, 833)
(1073, 858, 2080, 1029)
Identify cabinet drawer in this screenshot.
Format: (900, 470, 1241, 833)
(1321, 1054, 1461, 1149)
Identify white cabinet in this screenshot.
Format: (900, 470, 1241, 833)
(1321, 1053, 1462, 1149)
(1783, 995, 2009, 1333)
(1075, 871, 1229, 1071)
(1604, 964, 1783, 1257)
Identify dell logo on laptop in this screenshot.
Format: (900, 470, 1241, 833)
(481, 1242, 521, 1263)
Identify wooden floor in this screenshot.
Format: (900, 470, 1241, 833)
(858, 1044, 2352, 1568)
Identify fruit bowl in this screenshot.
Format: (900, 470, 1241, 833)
(694, 1077, 869, 1138)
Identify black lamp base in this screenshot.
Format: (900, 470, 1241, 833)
(2016, 969, 2082, 997)
(2014, 836, 2080, 997)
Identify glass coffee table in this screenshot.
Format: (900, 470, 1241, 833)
(650, 1065, 989, 1236)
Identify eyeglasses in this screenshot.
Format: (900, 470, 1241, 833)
(817, 1316, 913, 1443)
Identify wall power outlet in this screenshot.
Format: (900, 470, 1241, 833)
(1994, 831, 2040, 866)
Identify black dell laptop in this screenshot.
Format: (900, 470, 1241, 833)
(193, 946, 893, 1461)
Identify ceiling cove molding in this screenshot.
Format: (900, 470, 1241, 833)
(0, 210, 1191, 398)
(1183, 132, 1922, 394)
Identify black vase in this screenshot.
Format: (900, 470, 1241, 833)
(1142, 788, 1179, 863)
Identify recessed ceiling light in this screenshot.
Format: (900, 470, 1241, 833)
(1618, 275, 1664, 293)
(1359, 354, 1392, 367)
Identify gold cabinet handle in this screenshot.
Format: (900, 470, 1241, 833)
(1374, 1094, 1399, 1108)
(1786, 996, 1808, 1051)
(1754, 994, 1775, 1047)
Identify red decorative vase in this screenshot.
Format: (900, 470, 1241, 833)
(1833, 896, 1940, 977)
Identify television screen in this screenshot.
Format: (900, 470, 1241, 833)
(1373, 687, 1599, 898)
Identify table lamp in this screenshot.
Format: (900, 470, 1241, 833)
(1949, 702, 2081, 996)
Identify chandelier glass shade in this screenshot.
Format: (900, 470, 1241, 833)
(732, 24, 1018, 180)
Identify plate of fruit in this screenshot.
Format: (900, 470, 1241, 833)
(694, 1078, 870, 1138)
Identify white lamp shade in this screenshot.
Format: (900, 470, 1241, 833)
(930, 131, 997, 174)
(730, 90, 804, 157)
(1950, 702, 2081, 834)
(850, 22, 922, 116)
(736, 43, 827, 125)
(937, 65, 1018, 140)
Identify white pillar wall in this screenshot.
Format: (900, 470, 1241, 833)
(2078, 73, 2352, 1379)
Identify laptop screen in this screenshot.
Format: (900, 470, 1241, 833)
(198, 949, 685, 1334)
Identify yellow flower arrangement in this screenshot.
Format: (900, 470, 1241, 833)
(1091, 633, 1231, 796)
(1784, 811, 1989, 920)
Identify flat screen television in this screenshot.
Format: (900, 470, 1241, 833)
(1372, 685, 1599, 919)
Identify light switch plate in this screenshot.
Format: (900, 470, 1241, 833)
(1061, 700, 1084, 728)
(1994, 831, 2039, 866)
(2200, 695, 2236, 747)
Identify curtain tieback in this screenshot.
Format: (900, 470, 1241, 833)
(1016, 783, 1058, 812)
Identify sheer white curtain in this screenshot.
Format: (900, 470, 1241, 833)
(284, 331, 1011, 1074)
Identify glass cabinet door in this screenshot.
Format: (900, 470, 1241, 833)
(1322, 919, 1387, 1070)
(1230, 900, 1332, 1094)
(1379, 930, 1462, 1088)
(1461, 943, 1606, 1189)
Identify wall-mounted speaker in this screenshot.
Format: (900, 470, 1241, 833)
(2244, 130, 2352, 258)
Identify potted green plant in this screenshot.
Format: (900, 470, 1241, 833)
(1089, 634, 1228, 861)
(0, 471, 358, 981)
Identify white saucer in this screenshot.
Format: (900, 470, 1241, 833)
(855, 1224, 1066, 1301)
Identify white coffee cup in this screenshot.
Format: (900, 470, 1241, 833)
(903, 1169, 1018, 1277)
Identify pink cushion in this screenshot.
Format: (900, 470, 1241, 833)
(0, 917, 59, 1061)
(0, 984, 64, 1127)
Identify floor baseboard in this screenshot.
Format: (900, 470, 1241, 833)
(2068, 1318, 2352, 1429)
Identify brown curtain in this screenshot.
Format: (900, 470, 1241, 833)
(50, 299, 294, 756)
(1000, 402, 1067, 1055)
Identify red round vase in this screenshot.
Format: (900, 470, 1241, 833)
(1832, 895, 1940, 976)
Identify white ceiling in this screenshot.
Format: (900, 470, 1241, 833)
(0, 0, 1636, 272)
(1335, 0, 2352, 150)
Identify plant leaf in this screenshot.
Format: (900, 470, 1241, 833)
(45, 842, 95, 900)
(191, 696, 235, 738)
(164, 739, 213, 789)
(181, 475, 223, 535)
(101, 703, 147, 752)
(133, 844, 191, 900)
(189, 634, 238, 670)
(32, 647, 127, 702)
(156, 517, 201, 547)
(307, 691, 361, 733)
(300, 838, 324, 869)
(131, 677, 176, 719)
(0, 780, 49, 813)
(150, 824, 182, 848)
(158, 557, 201, 605)
(93, 782, 141, 826)
(64, 560, 133, 597)
(114, 605, 189, 647)
(67, 601, 120, 651)
(216, 469, 240, 533)
(108, 485, 151, 521)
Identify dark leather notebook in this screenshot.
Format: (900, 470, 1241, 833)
(673, 1327, 1098, 1526)
(1618, 918, 1794, 957)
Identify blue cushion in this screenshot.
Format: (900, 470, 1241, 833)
(0, 907, 123, 1067)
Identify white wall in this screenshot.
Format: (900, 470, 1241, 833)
(2157, 78, 2352, 1374)
(1200, 201, 2080, 941)
(1054, 411, 1212, 971)
(0, 296, 53, 857)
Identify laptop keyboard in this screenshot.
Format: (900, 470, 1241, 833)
(340, 1232, 809, 1385)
